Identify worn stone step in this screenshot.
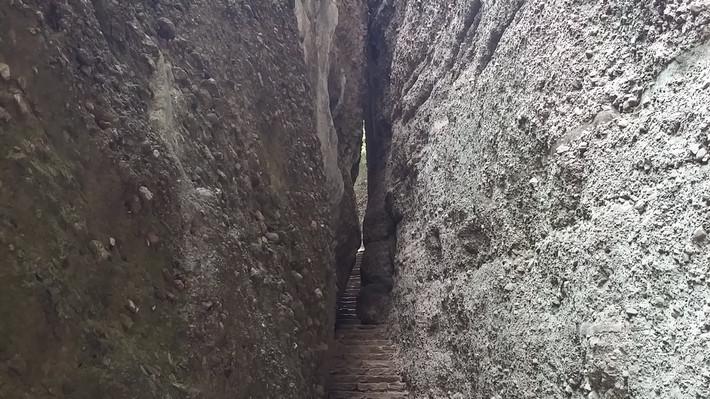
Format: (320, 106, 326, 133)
(336, 327, 387, 333)
(336, 333, 389, 340)
(336, 319, 364, 325)
(329, 382, 407, 392)
(329, 394, 407, 399)
(328, 392, 409, 399)
(330, 369, 400, 376)
(337, 342, 392, 349)
(329, 256, 408, 399)
(329, 392, 408, 399)
(330, 374, 402, 384)
(334, 346, 396, 355)
(331, 360, 397, 369)
(337, 353, 393, 360)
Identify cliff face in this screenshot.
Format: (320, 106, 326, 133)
(0, 1, 363, 398)
(366, 0, 710, 397)
(295, 0, 366, 298)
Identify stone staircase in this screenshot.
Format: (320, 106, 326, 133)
(328, 250, 409, 399)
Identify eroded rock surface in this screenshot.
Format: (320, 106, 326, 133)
(0, 1, 363, 398)
(366, 0, 710, 397)
(296, 0, 366, 300)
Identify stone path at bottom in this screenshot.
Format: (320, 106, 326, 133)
(327, 250, 409, 399)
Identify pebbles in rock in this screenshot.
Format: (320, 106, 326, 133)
(689, 142, 701, 155)
(120, 314, 134, 331)
(89, 240, 111, 261)
(126, 299, 139, 314)
(157, 17, 176, 40)
(0, 106, 11, 123)
(693, 227, 707, 243)
(634, 199, 647, 213)
(556, 145, 570, 155)
(265, 232, 280, 243)
(76, 48, 93, 66)
(13, 94, 30, 117)
(202, 78, 219, 97)
(625, 306, 639, 316)
(139, 186, 154, 201)
(195, 187, 216, 200)
(206, 112, 220, 125)
(0, 63, 10, 80)
(147, 232, 160, 246)
(173, 67, 188, 82)
(91, 108, 116, 129)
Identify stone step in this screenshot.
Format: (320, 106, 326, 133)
(336, 333, 390, 340)
(333, 346, 396, 354)
(329, 392, 408, 399)
(331, 360, 397, 369)
(329, 257, 408, 399)
(328, 382, 408, 392)
(336, 319, 364, 325)
(330, 370, 400, 378)
(337, 339, 392, 346)
(330, 374, 402, 384)
(336, 325, 386, 331)
(333, 352, 393, 361)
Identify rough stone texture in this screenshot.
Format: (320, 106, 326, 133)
(357, 284, 393, 325)
(0, 1, 362, 398)
(367, 0, 710, 398)
(361, 240, 395, 287)
(330, 254, 409, 396)
(296, 0, 366, 299)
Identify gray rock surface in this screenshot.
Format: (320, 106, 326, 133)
(296, 0, 366, 299)
(358, 283, 393, 325)
(366, 0, 710, 397)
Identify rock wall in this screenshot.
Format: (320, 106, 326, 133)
(296, 0, 366, 298)
(0, 1, 362, 398)
(366, 0, 710, 397)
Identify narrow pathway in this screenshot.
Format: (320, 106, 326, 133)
(328, 250, 409, 399)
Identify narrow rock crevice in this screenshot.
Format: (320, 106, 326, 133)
(2, 0, 710, 398)
(329, 250, 410, 398)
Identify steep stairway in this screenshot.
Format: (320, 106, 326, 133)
(328, 250, 409, 399)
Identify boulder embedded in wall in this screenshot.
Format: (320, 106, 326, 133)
(357, 283, 392, 325)
(294, 0, 366, 297)
(360, 239, 395, 287)
(294, 0, 344, 203)
(362, 207, 396, 245)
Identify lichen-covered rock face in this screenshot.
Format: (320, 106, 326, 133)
(366, 0, 710, 398)
(0, 1, 362, 398)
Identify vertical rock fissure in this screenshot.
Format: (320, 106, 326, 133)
(357, 0, 399, 325)
(295, 0, 366, 306)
